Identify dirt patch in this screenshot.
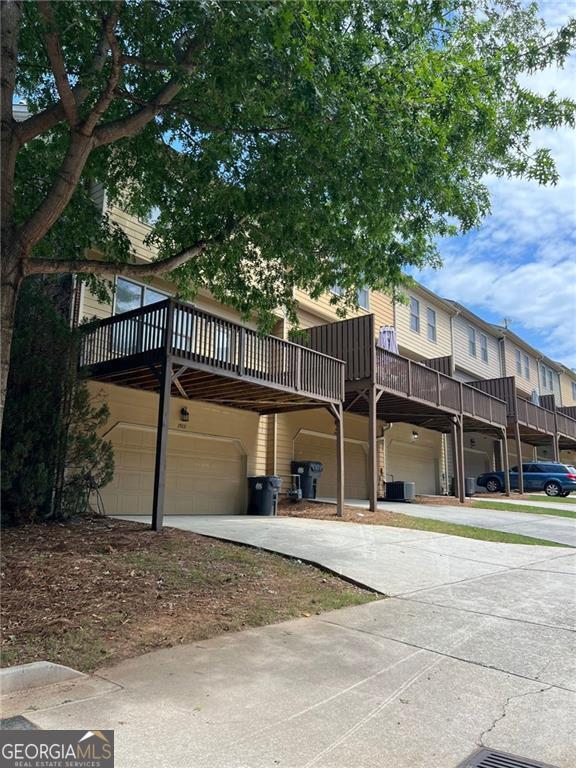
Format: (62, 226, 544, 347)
(1, 516, 376, 672)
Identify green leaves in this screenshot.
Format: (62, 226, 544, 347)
(15, 0, 576, 324)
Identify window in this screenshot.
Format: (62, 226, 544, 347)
(330, 285, 344, 297)
(515, 348, 522, 375)
(572, 381, 576, 401)
(541, 367, 547, 389)
(409, 297, 420, 333)
(523, 354, 530, 379)
(468, 326, 477, 357)
(115, 277, 167, 314)
(480, 333, 488, 363)
(548, 370, 553, 389)
(114, 277, 169, 354)
(427, 307, 436, 342)
(357, 287, 369, 310)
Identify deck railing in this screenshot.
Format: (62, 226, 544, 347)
(556, 411, 576, 440)
(80, 299, 345, 402)
(375, 347, 506, 426)
(516, 397, 557, 434)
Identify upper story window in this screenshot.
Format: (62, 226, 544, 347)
(480, 333, 488, 363)
(515, 348, 522, 375)
(330, 285, 369, 309)
(427, 307, 437, 342)
(115, 277, 168, 314)
(357, 287, 369, 310)
(572, 381, 576, 401)
(523, 354, 530, 379)
(409, 297, 420, 333)
(468, 326, 477, 357)
(541, 364, 556, 391)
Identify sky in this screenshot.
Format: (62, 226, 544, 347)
(413, 0, 576, 369)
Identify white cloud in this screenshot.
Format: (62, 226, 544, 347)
(416, 2, 576, 368)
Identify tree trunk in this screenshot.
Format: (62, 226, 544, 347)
(0, 254, 23, 433)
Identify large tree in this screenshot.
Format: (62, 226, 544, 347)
(1, 0, 575, 424)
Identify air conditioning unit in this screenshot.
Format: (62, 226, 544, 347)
(385, 481, 416, 502)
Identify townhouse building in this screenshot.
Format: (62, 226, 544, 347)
(75, 196, 575, 522)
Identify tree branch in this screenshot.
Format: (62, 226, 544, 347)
(16, 2, 122, 144)
(119, 54, 198, 72)
(81, 20, 122, 135)
(24, 215, 248, 277)
(37, 0, 78, 126)
(93, 33, 207, 146)
(1, 0, 23, 228)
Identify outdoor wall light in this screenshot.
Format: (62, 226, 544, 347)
(411, 430, 419, 441)
(470, 438, 476, 447)
(180, 407, 190, 423)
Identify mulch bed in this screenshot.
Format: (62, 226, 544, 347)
(1, 516, 375, 672)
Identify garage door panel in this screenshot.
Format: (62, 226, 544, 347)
(387, 444, 438, 495)
(295, 433, 368, 499)
(101, 427, 245, 516)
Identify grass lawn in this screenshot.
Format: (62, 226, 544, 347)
(0, 517, 377, 673)
(279, 502, 565, 547)
(526, 494, 576, 506)
(472, 500, 576, 520)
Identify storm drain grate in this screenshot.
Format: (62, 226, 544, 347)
(458, 749, 558, 768)
(0, 716, 40, 730)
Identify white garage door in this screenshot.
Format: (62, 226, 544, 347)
(294, 433, 368, 499)
(100, 426, 246, 516)
(386, 443, 438, 495)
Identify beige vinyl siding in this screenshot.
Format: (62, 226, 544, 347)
(108, 204, 158, 263)
(395, 290, 452, 360)
(294, 288, 394, 332)
(452, 315, 501, 380)
(503, 339, 539, 396)
(559, 370, 576, 406)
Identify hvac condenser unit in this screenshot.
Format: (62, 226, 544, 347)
(385, 481, 416, 502)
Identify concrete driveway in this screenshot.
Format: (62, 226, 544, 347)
(337, 499, 576, 547)
(12, 517, 576, 768)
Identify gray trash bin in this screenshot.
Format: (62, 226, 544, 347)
(465, 477, 476, 497)
(290, 461, 323, 499)
(247, 476, 282, 516)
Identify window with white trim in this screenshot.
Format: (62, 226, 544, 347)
(357, 287, 369, 310)
(468, 326, 477, 357)
(572, 381, 576, 401)
(409, 297, 420, 333)
(523, 354, 530, 380)
(515, 348, 522, 375)
(480, 333, 488, 363)
(427, 307, 436, 342)
(138, 206, 161, 227)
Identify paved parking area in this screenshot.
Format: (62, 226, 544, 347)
(14, 517, 576, 768)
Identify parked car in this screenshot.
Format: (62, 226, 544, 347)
(477, 462, 576, 497)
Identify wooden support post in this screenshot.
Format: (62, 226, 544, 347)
(514, 421, 524, 495)
(451, 419, 460, 501)
(151, 356, 172, 532)
(552, 434, 560, 462)
(457, 417, 466, 504)
(334, 404, 345, 518)
(501, 429, 511, 497)
(368, 384, 378, 512)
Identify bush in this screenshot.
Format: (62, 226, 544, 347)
(1, 277, 114, 524)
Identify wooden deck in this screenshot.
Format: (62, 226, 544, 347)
(306, 314, 507, 432)
(80, 298, 345, 413)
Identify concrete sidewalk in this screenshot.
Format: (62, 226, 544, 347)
(11, 517, 575, 768)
